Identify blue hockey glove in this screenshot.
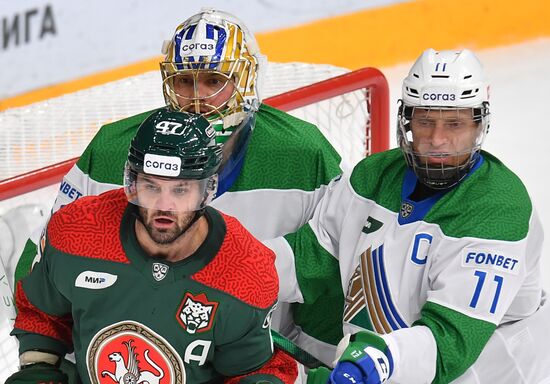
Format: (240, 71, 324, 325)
(329, 331, 394, 384)
(5, 362, 68, 384)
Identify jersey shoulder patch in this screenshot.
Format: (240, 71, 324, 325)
(192, 212, 278, 309)
(47, 189, 129, 263)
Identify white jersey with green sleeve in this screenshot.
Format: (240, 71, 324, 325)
(269, 148, 545, 383)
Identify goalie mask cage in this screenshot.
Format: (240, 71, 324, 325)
(0, 62, 388, 381)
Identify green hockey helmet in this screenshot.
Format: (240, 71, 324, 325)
(124, 108, 223, 212)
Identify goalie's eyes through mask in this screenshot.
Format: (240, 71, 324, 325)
(171, 72, 236, 101)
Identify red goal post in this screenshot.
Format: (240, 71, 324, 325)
(0, 66, 389, 201)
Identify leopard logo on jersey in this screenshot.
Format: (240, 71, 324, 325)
(177, 292, 218, 334)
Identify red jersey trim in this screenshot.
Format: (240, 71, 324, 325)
(47, 189, 129, 263)
(192, 213, 278, 309)
(223, 349, 298, 383)
(14, 281, 73, 348)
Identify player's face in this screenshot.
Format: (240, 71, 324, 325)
(135, 175, 203, 244)
(172, 71, 236, 114)
(410, 108, 481, 167)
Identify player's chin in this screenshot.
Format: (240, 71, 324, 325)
(418, 154, 466, 167)
(148, 224, 183, 244)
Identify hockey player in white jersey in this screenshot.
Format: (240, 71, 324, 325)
(266, 48, 550, 383)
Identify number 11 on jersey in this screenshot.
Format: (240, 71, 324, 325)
(469, 270, 504, 314)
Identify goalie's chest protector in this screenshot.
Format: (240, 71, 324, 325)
(44, 190, 277, 383)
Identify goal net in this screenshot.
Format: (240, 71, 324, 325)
(0, 61, 388, 380)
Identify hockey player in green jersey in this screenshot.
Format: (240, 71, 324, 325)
(14, 8, 343, 365)
(6, 109, 300, 384)
(268, 48, 549, 383)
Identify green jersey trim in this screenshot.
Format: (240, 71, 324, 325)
(15, 332, 69, 356)
(229, 104, 342, 192)
(286, 224, 344, 345)
(75, 105, 342, 193)
(350, 149, 532, 241)
(413, 301, 496, 383)
(76, 109, 158, 185)
(15, 239, 39, 286)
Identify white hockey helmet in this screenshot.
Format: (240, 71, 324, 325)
(160, 8, 267, 130)
(402, 48, 489, 108)
(397, 48, 491, 189)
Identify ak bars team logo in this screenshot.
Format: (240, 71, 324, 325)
(87, 321, 184, 384)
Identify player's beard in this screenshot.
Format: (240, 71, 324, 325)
(137, 207, 196, 245)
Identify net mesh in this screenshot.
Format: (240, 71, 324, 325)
(0, 62, 369, 181)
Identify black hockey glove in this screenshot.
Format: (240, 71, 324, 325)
(5, 362, 68, 384)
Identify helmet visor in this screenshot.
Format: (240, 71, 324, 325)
(124, 168, 217, 212)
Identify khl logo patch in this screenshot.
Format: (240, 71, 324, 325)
(400, 201, 414, 218)
(152, 263, 169, 281)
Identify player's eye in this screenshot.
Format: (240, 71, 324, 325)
(172, 187, 189, 195)
(207, 77, 222, 86)
(444, 120, 466, 129)
(415, 118, 434, 127)
(175, 76, 194, 86)
(144, 183, 160, 192)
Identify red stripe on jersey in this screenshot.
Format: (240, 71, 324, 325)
(224, 349, 298, 383)
(14, 281, 73, 348)
(47, 189, 130, 263)
(192, 213, 279, 309)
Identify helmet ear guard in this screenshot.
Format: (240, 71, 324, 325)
(397, 49, 491, 189)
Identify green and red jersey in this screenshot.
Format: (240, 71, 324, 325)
(13, 189, 297, 383)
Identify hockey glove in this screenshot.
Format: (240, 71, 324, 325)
(329, 331, 394, 384)
(5, 362, 68, 384)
